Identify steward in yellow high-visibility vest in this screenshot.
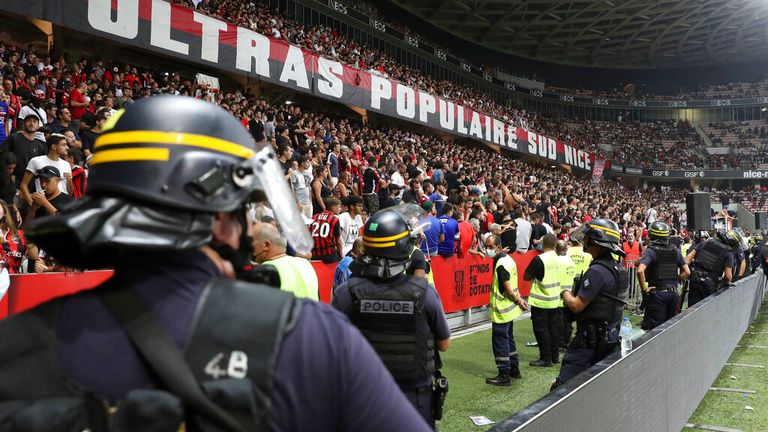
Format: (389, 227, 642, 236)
(556, 240, 576, 349)
(490, 254, 523, 324)
(524, 234, 563, 367)
(484, 234, 529, 386)
(567, 243, 592, 276)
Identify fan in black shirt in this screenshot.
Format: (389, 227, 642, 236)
(27, 165, 74, 221)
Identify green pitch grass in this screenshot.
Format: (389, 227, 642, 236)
(684, 300, 768, 432)
(437, 314, 644, 431)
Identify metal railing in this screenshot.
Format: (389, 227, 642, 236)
(491, 273, 767, 432)
(622, 259, 642, 312)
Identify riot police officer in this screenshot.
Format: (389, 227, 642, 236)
(552, 219, 628, 390)
(750, 233, 765, 275)
(685, 230, 736, 307)
(636, 222, 690, 330)
(731, 228, 747, 281)
(332, 208, 452, 429)
(0, 97, 431, 431)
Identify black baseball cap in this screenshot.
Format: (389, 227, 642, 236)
(35, 165, 61, 180)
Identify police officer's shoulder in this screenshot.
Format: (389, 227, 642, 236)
(640, 247, 656, 259)
(585, 261, 617, 284)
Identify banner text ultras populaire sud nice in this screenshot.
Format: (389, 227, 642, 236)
(6, 0, 594, 171)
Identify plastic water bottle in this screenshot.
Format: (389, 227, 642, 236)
(620, 317, 633, 357)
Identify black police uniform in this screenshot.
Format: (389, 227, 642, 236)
(332, 274, 450, 429)
(761, 243, 768, 276)
(0, 97, 432, 431)
(0, 252, 430, 432)
(749, 242, 763, 275)
(556, 252, 625, 386)
(639, 244, 686, 330)
(732, 248, 746, 281)
(688, 239, 734, 307)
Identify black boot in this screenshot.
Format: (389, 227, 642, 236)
(485, 370, 511, 386)
(510, 365, 522, 379)
(529, 358, 553, 367)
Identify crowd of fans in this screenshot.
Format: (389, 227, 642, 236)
(168, 0, 768, 171)
(528, 117, 707, 169)
(700, 121, 768, 169)
(0, 35, 703, 275)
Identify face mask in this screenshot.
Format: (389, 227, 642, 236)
(486, 248, 497, 258)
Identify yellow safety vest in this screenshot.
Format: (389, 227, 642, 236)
(681, 243, 691, 257)
(528, 250, 562, 309)
(567, 246, 592, 276)
(410, 246, 435, 285)
(263, 256, 319, 301)
(489, 254, 522, 323)
(556, 255, 576, 308)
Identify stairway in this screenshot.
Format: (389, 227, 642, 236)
(694, 123, 714, 147)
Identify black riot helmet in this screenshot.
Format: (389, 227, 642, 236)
(648, 221, 671, 245)
(570, 218, 626, 257)
(716, 230, 740, 248)
(362, 208, 414, 260)
(352, 205, 429, 279)
(25, 96, 312, 268)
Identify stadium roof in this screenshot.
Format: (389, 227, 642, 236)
(389, 0, 768, 69)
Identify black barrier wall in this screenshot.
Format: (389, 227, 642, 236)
(492, 274, 767, 432)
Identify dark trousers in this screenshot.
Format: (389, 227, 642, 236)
(561, 308, 572, 348)
(531, 306, 562, 362)
(555, 347, 595, 385)
(403, 385, 435, 430)
(491, 321, 519, 372)
(641, 290, 679, 330)
(688, 276, 716, 307)
(363, 193, 379, 214)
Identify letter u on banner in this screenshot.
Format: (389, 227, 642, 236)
(88, 0, 139, 39)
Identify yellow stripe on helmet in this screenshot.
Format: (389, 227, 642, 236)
(649, 228, 670, 236)
(95, 130, 255, 159)
(90, 148, 170, 165)
(591, 224, 621, 240)
(363, 230, 409, 243)
(363, 240, 397, 248)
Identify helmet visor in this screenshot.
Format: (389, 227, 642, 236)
(569, 224, 589, 244)
(731, 228, 748, 250)
(393, 203, 431, 236)
(240, 146, 313, 255)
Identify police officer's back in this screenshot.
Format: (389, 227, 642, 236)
(553, 219, 628, 389)
(685, 230, 737, 307)
(636, 222, 690, 330)
(332, 208, 451, 429)
(0, 97, 431, 432)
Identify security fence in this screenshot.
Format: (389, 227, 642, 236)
(491, 273, 767, 432)
(622, 259, 642, 311)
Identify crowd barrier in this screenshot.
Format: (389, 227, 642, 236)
(492, 272, 767, 432)
(622, 259, 642, 311)
(0, 251, 541, 321)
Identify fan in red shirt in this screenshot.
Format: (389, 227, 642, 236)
(65, 147, 87, 199)
(68, 82, 88, 122)
(0, 200, 31, 274)
(310, 197, 343, 263)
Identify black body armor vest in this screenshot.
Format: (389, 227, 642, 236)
(646, 244, 680, 285)
(0, 279, 299, 432)
(347, 275, 435, 385)
(694, 239, 729, 275)
(576, 258, 628, 323)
